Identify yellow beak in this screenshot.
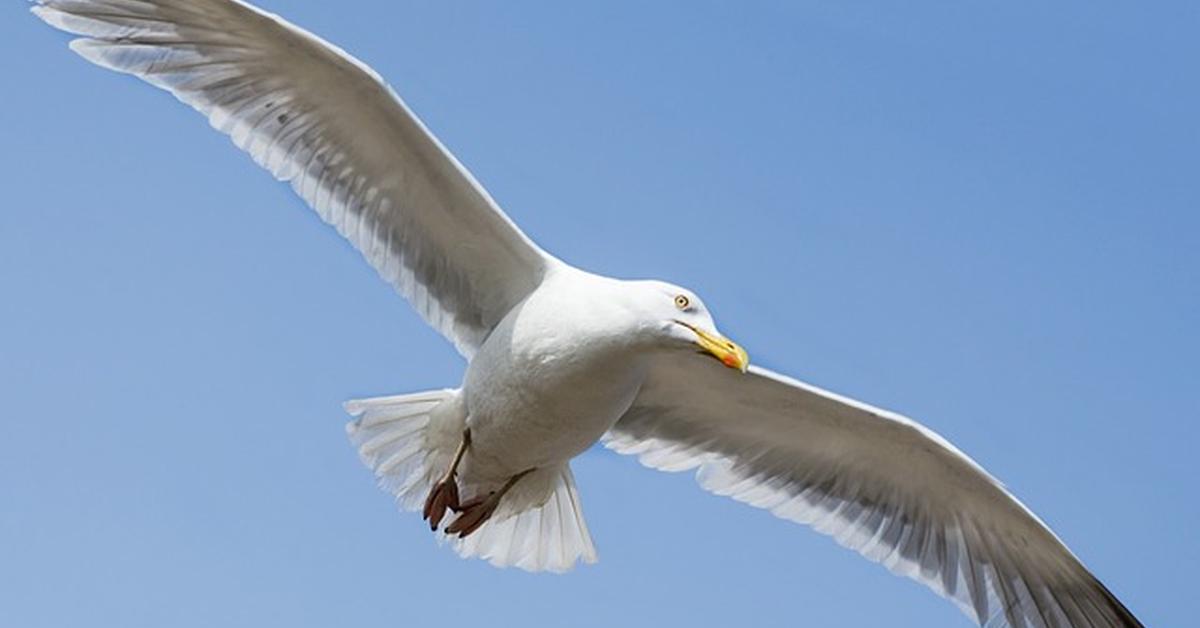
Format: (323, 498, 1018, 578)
(677, 321, 749, 372)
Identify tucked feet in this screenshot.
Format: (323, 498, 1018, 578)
(444, 492, 500, 537)
(445, 468, 535, 538)
(423, 475, 459, 530)
(422, 429, 471, 531)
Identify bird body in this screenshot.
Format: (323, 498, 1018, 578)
(32, 0, 1144, 625)
(463, 267, 649, 478)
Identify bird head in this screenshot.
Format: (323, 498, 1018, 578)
(626, 280, 749, 372)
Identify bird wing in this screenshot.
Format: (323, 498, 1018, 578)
(33, 0, 553, 357)
(606, 357, 1141, 627)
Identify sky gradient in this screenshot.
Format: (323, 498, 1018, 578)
(2, 2, 1197, 626)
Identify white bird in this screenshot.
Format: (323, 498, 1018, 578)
(33, 1, 1142, 626)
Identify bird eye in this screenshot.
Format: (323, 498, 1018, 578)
(674, 295, 690, 310)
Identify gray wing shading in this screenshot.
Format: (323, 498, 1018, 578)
(605, 358, 1142, 628)
(33, 0, 554, 356)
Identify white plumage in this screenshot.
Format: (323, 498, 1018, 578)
(345, 390, 597, 572)
(33, 1, 1141, 626)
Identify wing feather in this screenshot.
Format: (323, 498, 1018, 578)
(34, 0, 553, 356)
(606, 359, 1141, 627)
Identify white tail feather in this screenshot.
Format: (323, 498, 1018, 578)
(450, 465, 597, 573)
(345, 390, 598, 573)
(346, 389, 460, 511)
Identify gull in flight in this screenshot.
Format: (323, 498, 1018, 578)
(33, 1, 1142, 626)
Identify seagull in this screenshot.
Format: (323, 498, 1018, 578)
(32, 1, 1142, 626)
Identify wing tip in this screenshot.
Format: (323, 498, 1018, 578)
(31, 5, 120, 75)
(29, 3, 54, 25)
(1089, 573, 1145, 628)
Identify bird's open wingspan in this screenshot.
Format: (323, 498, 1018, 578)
(605, 358, 1141, 627)
(33, 0, 553, 357)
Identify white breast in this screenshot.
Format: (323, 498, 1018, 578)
(461, 268, 648, 479)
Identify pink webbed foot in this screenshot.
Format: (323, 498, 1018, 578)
(444, 468, 535, 538)
(423, 475, 460, 531)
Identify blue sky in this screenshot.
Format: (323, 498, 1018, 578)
(2, 2, 1196, 626)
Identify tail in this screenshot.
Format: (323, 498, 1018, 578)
(345, 390, 598, 573)
(346, 389, 461, 512)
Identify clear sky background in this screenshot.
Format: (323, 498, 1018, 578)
(2, 2, 1196, 626)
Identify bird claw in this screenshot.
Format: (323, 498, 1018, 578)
(445, 491, 500, 538)
(423, 475, 460, 531)
(451, 495, 485, 513)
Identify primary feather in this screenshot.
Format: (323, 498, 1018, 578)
(33, 0, 551, 357)
(606, 359, 1142, 627)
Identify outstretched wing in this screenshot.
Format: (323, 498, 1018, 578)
(33, 0, 554, 356)
(606, 358, 1141, 627)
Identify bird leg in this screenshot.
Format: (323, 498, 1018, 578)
(445, 468, 535, 538)
(423, 429, 470, 531)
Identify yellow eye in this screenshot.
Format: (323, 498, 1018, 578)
(674, 295, 691, 310)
